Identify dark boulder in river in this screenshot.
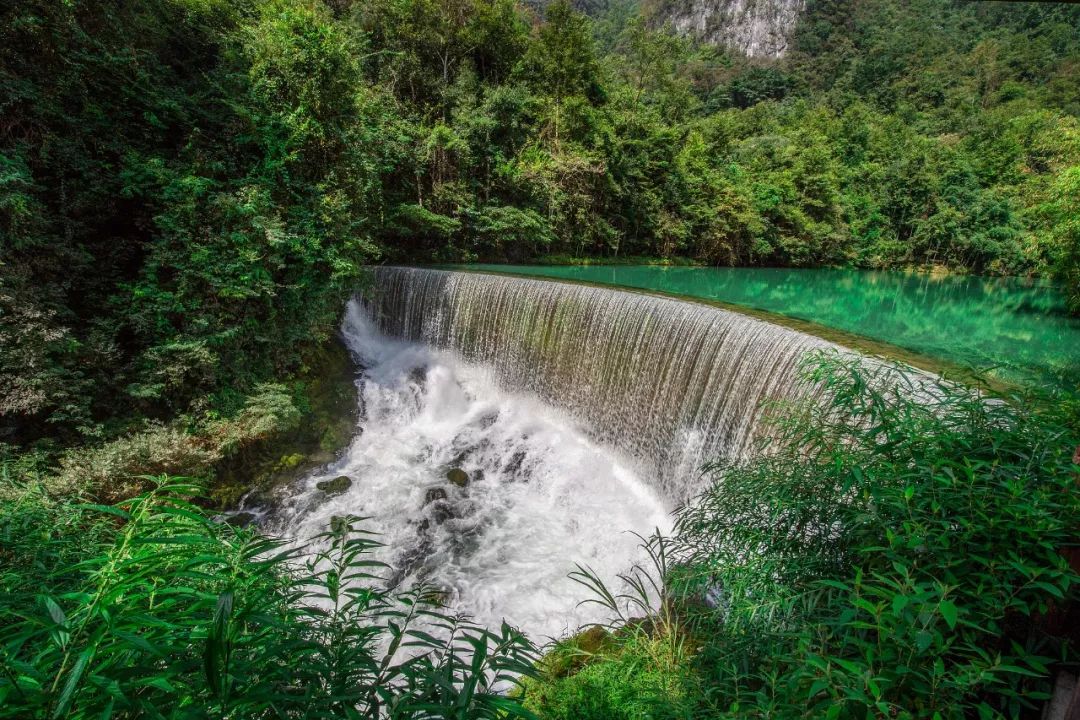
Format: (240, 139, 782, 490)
(424, 487, 448, 505)
(317, 475, 353, 495)
(446, 468, 469, 487)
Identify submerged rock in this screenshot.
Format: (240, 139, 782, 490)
(424, 487, 448, 505)
(317, 475, 352, 495)
(475, 411, 499, 429)
(223, 512, 256, 528)
(408, 365, 427, 387)
(503, 449, 528, 478)
(388, 537, 437, 587)
(446, 468, 469, 487)
(431, 501, 459, 525)
(449, 438, 492, 470)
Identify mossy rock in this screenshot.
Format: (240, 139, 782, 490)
(317, 475, 352, 495)
(319, 423, 354, 454)
(223, 511, 256, 528)
(207, 338, 359, 512)
(277, 453, 306, 470)
(540, 625, 615, 679)
(446, 468, 469, 487)
(575, 625, 613, 653)
(207, 481, 252, 510)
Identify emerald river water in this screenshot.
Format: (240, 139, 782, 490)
(453, 265, 1080, 390)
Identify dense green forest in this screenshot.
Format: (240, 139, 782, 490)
(2, 0, 1079, 717)
(3, 0, 1080, 448)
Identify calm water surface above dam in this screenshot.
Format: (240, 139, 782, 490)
(452, 265, 1080, 390)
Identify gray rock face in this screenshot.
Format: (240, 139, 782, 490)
(316, 475, 353, 495)
(654, 0, 806, 58)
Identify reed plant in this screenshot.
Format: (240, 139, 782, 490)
(532, 354, 1080, 719)
(0, 477, 538, 719)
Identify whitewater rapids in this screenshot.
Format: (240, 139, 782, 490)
(266, 300, 671, 641)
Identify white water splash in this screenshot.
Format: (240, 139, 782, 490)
(266, 300, 670, 642)
(365, 267, 840, 503)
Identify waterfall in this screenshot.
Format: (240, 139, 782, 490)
(267, 298, 672, 641)
(259, 266, 861, 640)
(362, 267, 842, 503)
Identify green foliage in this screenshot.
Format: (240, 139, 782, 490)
(668, 355, 1080, 718)
(1042, 166, 1080, 313)
(48, 424, 221, 500)
(4, 1, 1078, 716)
(0, 0, 387, 445)
(528, 357, 1080, 719)
(520, 0, 605, 117)
(0, 477, 538, 718)
(523, 631, 698, 720)
(3, 0, 1079, 450)
(43, 382, 303, 501)
(525, 535, 702, 719)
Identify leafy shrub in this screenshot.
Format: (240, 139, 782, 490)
(209, 383, 303, 452)
(1044, 166, 1080, 313)
(48, 384, 303, 501)
(49, 426, 221, 500)
(523, 535, 702, 720)
(522, 630, 698, 720)
(0, 477, 538, 718)
(671, 354, 1080, 718)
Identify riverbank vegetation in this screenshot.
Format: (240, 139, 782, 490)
(3, 0, 1079, 717)
(1, 479, 538, 717)
(4, 357, 1075, 718)
(525, 355, 1080, 719)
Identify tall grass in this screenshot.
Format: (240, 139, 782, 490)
(0, 477, 538, 719)
(535, 354, 1080, 719)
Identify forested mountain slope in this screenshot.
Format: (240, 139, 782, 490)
(2, 0, 1078, 452)
(644, 0, 805, 57)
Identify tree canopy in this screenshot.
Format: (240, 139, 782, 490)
(2, 0, 1078, 445)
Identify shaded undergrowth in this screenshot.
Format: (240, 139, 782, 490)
(0, 478, 538, 719)
(4, 354, 1078, 719)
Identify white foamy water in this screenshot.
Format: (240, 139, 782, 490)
(365, 267, 841, 503)
(265, 300, 671, 641)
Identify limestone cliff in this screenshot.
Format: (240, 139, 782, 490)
(648, 0, 806, 58)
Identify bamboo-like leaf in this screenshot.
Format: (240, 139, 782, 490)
(53, 648, 91, 719)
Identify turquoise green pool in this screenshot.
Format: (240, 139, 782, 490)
(451, 265, 1080, 390)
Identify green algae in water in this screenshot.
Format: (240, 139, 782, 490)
(453, 265, 1080, 391)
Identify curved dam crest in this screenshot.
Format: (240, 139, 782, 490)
(362, 266, 844, 503)
(264, 266, 872, 640)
